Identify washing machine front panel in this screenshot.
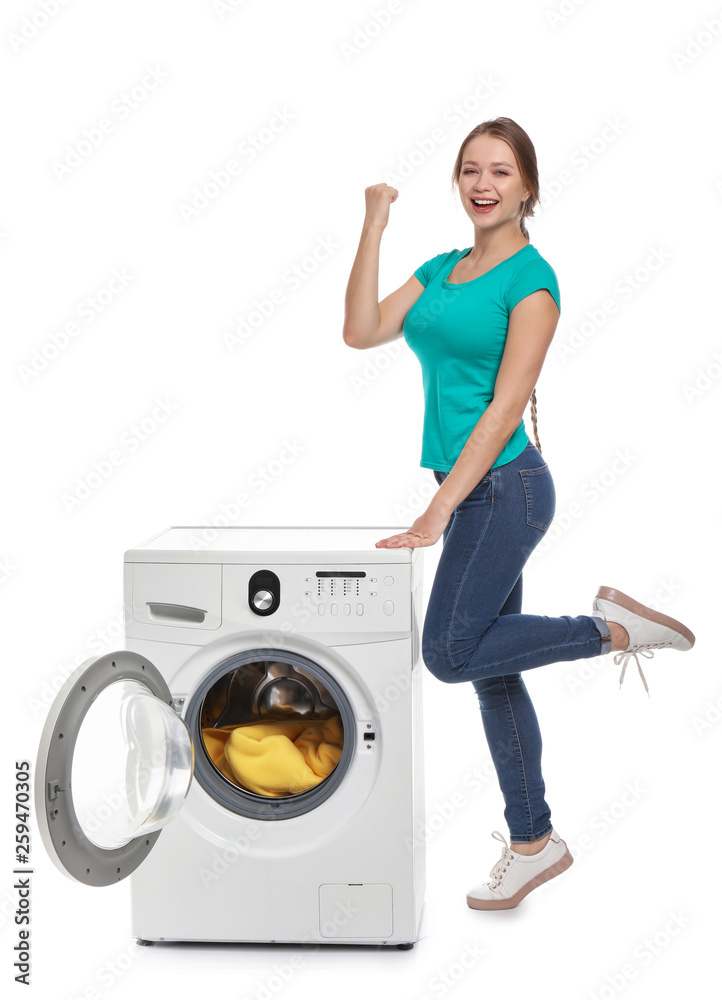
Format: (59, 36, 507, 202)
(35, 651, 193, 887)
(128, 630, 424, 944)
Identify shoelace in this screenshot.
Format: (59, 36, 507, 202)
(487, 830, 515, 889)
(614, 648, 654, 696)
(614, 642, 674, 697)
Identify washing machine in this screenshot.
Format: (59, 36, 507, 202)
(36, 526, 426, 948)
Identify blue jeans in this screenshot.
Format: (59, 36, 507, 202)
(422, 440, 612, 842)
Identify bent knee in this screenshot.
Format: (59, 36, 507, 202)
(423, 619, 496, 682)
(422, 630, 465, 683)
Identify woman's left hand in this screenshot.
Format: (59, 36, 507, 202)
(375, 505, 450, 549)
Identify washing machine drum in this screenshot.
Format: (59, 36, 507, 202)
(186, 648, 356, 820)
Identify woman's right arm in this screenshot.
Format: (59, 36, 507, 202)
(343, 183, 425, 350)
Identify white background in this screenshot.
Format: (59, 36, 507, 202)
(3, 0, 720, 996)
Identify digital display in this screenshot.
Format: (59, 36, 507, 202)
(315, 571, 366, 578)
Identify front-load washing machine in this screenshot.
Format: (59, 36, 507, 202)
(36, 526, 426, 948)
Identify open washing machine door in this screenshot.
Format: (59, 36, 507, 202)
(35, 651, 193, 887)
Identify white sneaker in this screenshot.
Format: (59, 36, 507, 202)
(466, 828, 574, 910)
(592, 585, 696, 696)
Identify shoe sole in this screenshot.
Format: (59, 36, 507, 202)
(595, 586, 696, 650)
(466, 846, 574, 910)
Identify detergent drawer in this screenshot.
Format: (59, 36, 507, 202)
(130, 562, 222, 630)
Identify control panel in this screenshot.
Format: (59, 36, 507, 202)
(311, 570, 399, 619)
(231, 563, 411, 633)
(127, 559, 415, 640)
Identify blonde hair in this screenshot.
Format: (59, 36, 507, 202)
(450, 116, 544, 454)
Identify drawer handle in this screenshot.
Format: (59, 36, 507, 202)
(146, 602, 207, 624)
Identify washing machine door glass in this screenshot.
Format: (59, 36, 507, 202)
(185, 647, 357, 820)
(35, 651, 193, 887)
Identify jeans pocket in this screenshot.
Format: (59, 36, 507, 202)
(519, 464, 555, 531)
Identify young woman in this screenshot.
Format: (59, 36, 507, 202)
(342, 116, 695, 910)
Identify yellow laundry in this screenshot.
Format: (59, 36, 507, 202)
(201, 726, 239, 784)
(201, 711, 343, 797)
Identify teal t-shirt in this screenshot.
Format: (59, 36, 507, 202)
(403, 243, 560, 472)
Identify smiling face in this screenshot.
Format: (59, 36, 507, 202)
(459, 134, 530, 233)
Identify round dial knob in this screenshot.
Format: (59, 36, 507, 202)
(252, 589, 274, 611)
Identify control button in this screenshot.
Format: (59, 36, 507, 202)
(330, 603, 338, 616)
(252, 589, 274, 611)
(356, 603, 364, 615)
(343, 603, 351, 615)
(318, 604, 325, 615)
(384, 575, 394, 586)
(383, 600, 394, 616)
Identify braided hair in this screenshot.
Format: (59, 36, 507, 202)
(518, 200, 542, 455)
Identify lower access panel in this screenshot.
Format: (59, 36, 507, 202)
(319, 884, 393, 938)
